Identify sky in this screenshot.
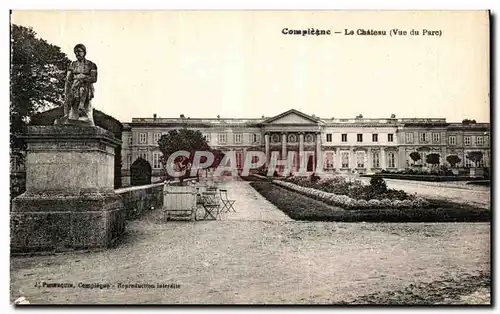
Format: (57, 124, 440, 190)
(10, 10, 490, 123)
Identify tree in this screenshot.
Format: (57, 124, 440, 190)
(446, 155, 461, 168)
(409, 151, 421, 166)
(426, 153, 441, 169)
(157, 129, 210, 185)
(10, 24, 71, 162)
(462, 119, 477, 125)
(466, 151, 483, 168)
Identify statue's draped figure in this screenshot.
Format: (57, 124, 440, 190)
(60, 44, 97, 126)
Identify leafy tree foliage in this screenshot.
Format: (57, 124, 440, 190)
(10, 24, 71, 160)
(466, 151, 483, 167)
(157, 129, 210, 185)
(425, 153, 441, 166)
(462, 119, 477, 125)
(409, 151, 421, 165)
(446, 155, 461, 168)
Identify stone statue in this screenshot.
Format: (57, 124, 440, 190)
(56, 43, 97, 126)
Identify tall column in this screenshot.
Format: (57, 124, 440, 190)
(315, 132, 322, 173)
(380, 148, 386, 169)
(264, 133, 270, 167)
(367, 147, 372, 170)
(441, 146, 447, 166)
(398, 147, 406, 169)
(281, 132, 287, 160)
(299, 132, 304, 170)
(336, 148, 341, 171)
(349, 147, 354, 169)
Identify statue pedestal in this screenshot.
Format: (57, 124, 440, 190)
(11, 125, 124, 254)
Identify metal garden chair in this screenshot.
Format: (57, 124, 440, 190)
(219, 189, 236, 213)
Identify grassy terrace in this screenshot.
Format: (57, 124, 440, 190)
(250, 181, 491, 223)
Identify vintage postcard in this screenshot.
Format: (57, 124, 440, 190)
(9, 10, 491, 305)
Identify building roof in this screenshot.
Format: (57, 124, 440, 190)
(124, 109, 488, 129)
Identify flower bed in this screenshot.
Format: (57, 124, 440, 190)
(251, 182, 490, 222)
(274, 177, 430, 210)
(361, 174, 483, 182)
(286, 176, 415, 200)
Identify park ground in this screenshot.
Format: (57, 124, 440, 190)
(10, 178, 491, 304)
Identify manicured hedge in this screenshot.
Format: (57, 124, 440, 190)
(361, 174, 480, 182)
(274, 179, 429, 210)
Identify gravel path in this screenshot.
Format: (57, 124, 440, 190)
(10, 180, 491, 305)
(216, 180, 292, 221)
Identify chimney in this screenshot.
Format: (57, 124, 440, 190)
(217, 115, 220, 119)
(180, 114, 185, 119)
(153, 113, 157, 119)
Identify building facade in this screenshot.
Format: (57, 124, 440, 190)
(121, 109, 490, 185)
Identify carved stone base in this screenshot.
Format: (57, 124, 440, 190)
(10, 125, 123, 254)
(11, 192, 124, 253)
(54, 116, 94, 127)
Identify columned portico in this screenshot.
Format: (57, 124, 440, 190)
(335, 148, 341, 172)
(349, 147, 354, 169)
(380, 147, 386, 169)
(264, 133, 270, 166)
(299, 132, 304, 170)
(367, 147, 372, 169)
(281, 132, 287, 160)
(315, 133, 322, 173)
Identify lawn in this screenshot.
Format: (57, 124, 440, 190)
(250, 182, 491, 222)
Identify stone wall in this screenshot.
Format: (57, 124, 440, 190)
(115, 182, 166, 220)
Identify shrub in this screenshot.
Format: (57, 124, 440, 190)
(483, 167, 490, 180)
(385, 188, 410, 200)
(310, 172, 321, 183)
(370, 176, 388, 194)
(437, 165, 454, 176)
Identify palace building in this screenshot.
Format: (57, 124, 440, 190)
(120, 109, 490, 185)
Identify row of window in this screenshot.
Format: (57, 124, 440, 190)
(406, 133, 441, 144)
(127, 151, 247, 170)
(326, 133, 394, 143)
(128, 149, 488, 171)
(212, 133, 260, 144)
(323, 151, 396, 168)
(406, 133, 487, 146)
(129, 132, 488, 147)
(130, 133, 261, 145)
(450, 135, 486, 146)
